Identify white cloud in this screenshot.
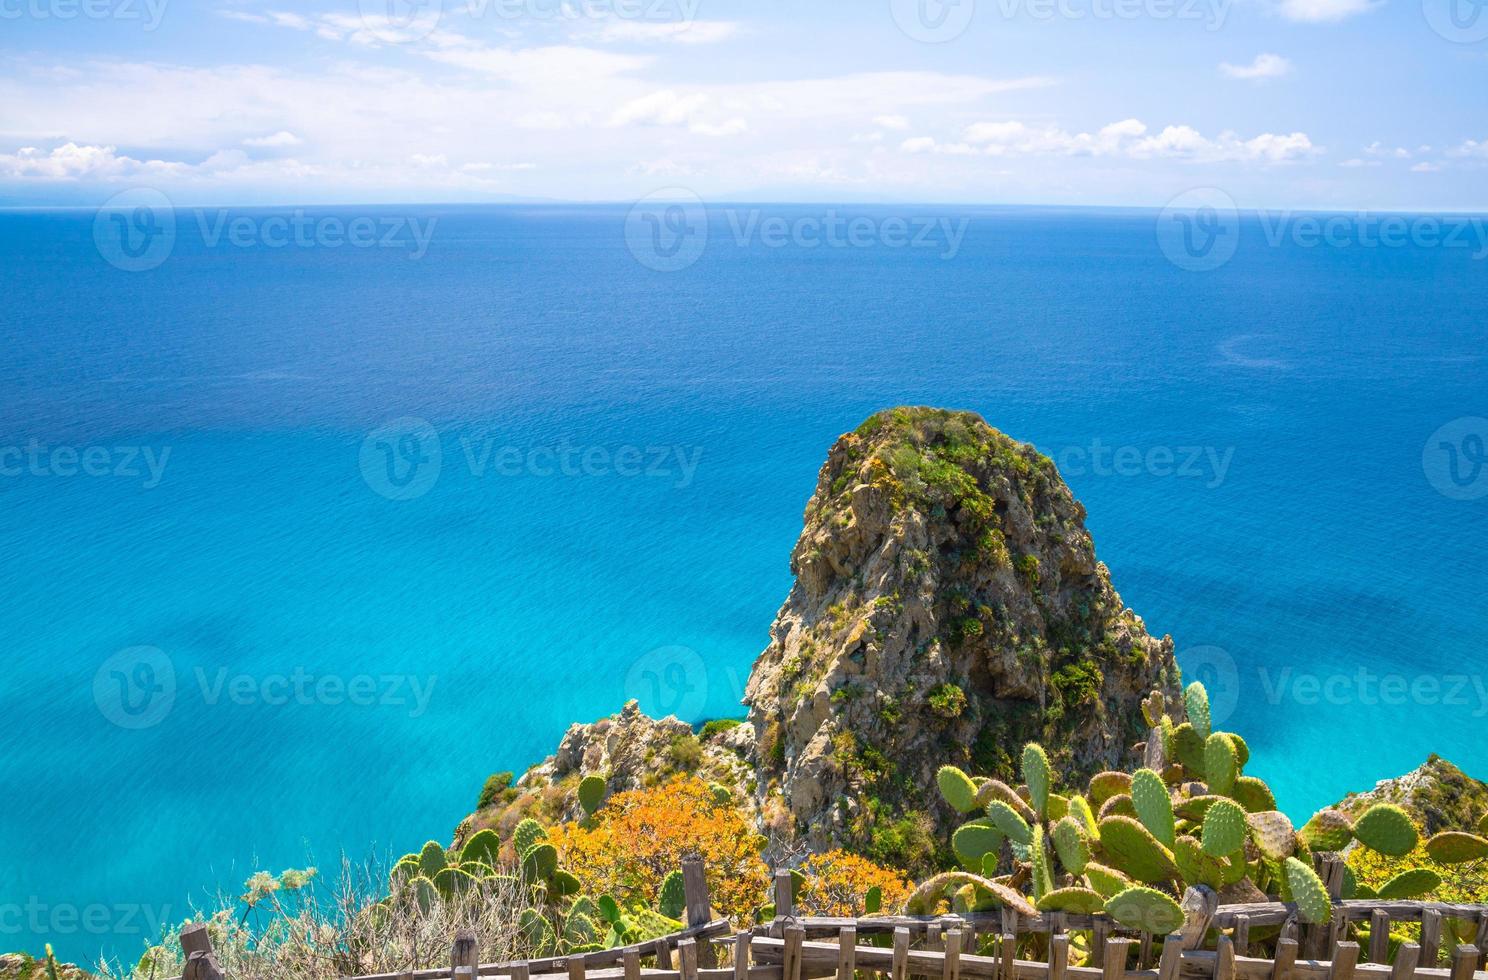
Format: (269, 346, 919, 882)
(1450, 139, 1488, 158)
(1365, 141, 1413, 159)
(590, 21, 741, 44)
(0, 142, 188, 179)
(1339, 158, 1380, 168)
(1411, 162, 1442, 173)
(924, 117, 1317, 163)
(1274, 0, 1380, 22)
(874, 115, 911, 130)
(243, 130, 302, 148)
(1220, 54, 1293, 81)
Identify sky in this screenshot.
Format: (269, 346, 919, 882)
(1, 0, 1486, 208)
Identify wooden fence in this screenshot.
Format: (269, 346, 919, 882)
(173, 856, 1488, 980)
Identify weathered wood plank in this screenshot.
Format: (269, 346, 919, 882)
(1371, 913, 1391, 965)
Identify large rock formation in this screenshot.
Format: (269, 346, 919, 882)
(743, 408, 1178, 867)
(1334, 755, 1488, 835)
(456, 408, 1178, 873)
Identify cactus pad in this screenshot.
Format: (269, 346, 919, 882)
(513, 817, 548, 858)
(1052, 816, 1091, 873)
(1105, 886, 1185, 934)
(418, 840, 448, 877)
(1083, 861, 1134, 899)
(1068, 794, 1099, 837)
(461, 829, 502, 869)
(1246, 810, 1297, 861)
(1131, 768, 1176, 847)
(1099, 794, 1138, 821)
(1170, 723, 1207, 774)
(1184, 681, 1211, 738)
(902, 872, 1037, 917)
(1232, 776, 1277, 813)
(521, 842, 559, 881)
(1142, 690, 1166, 727)
(986, 800, 1033, 845)
(1030, 824, 1054, 899)
(1425, 831, 1488, 864)
(1089, 771, 1133, 806)
(974, 778, 1037, 823)
(1283, 856, 1332, 925)
(1353, 804, 1419, 857)
(658, 869, 687, 918)
(578, 775, 606, 816)
(1204, 733, 1238, 797)
(1023, 742, 1053, 817)
(938, 766, 980, 813)
(433, 866, 476, 897)
(1175, 795, 1225, 821)
(1036, 887, 1106, 914)
(1202, 798, 1248, 856)
(952, 819, 1005, 869)
(1377, 867, 1443, 899)
(1098, 816, 1179, 883)
(1299, 809, 1354, 852)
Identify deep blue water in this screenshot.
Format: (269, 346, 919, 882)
(2, 203, 1485, 964)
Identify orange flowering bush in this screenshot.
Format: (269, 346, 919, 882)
(796, 850, 913, 916)
(549, 777, 769, 922)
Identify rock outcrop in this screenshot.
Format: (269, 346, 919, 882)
(743, 408, 1178, 867)
(1334, 755, 1488, 835)
(455, 408, 1178, 873)
(455, 701, 755, 849)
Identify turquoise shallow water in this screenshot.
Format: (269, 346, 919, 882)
(1, 204, 1485, 963)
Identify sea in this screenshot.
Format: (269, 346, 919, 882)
(2, 202, 1485, 965)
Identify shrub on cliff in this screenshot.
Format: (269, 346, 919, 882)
(548, 776, 768, 923)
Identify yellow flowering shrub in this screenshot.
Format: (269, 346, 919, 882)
(549, 776, 769, 922)
(796, 850, 914, 916)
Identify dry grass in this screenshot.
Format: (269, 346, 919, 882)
(100, 860, 539, 980)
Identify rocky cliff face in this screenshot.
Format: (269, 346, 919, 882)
(1334, 755, 1488, 835)
(455, 701, 755, 850)
(743, 408, 1178, 868)
(455, 408, 1177, 873)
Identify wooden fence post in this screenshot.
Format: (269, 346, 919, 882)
(773, 869, 795, 938)
(451, 929, 478, 980)
(179, 924, 224, 980)
(682, 858, 718, 967)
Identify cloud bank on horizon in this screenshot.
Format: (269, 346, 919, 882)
(0, 0, 1485, 209)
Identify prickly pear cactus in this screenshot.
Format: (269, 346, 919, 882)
(1030, 824, 1054, 899)
(1247, 810, 1297, 861)
(1184, 681, 1211, 739)
(1105, 886, 1185, 934)
(1131, 768, 1176, 847)
(1036, 887, 1105, 914)
(1284, 857, 1332, 925)
(1377, 867, 1443, 899)
(462, 828, 502, 869)
(986, 800, 1033, 845)
(938, 765, 979, 814)
(1098, 816, 1178, 884)
(658, 869, 686, 919)
(578, 775, 606, 817)
(1353, 803, 1418, 857)
(952, 820, 1004, 869)
(1052, 815, 1091, 873)
(1201, 798, 1247, 856)
(1424, 831, 1488, 864)
(513, 817, 548, 859)
(1299, 809, 1353, 852)
(1023, 742, 1054, 818)
(1203, 732, 1238, 797)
